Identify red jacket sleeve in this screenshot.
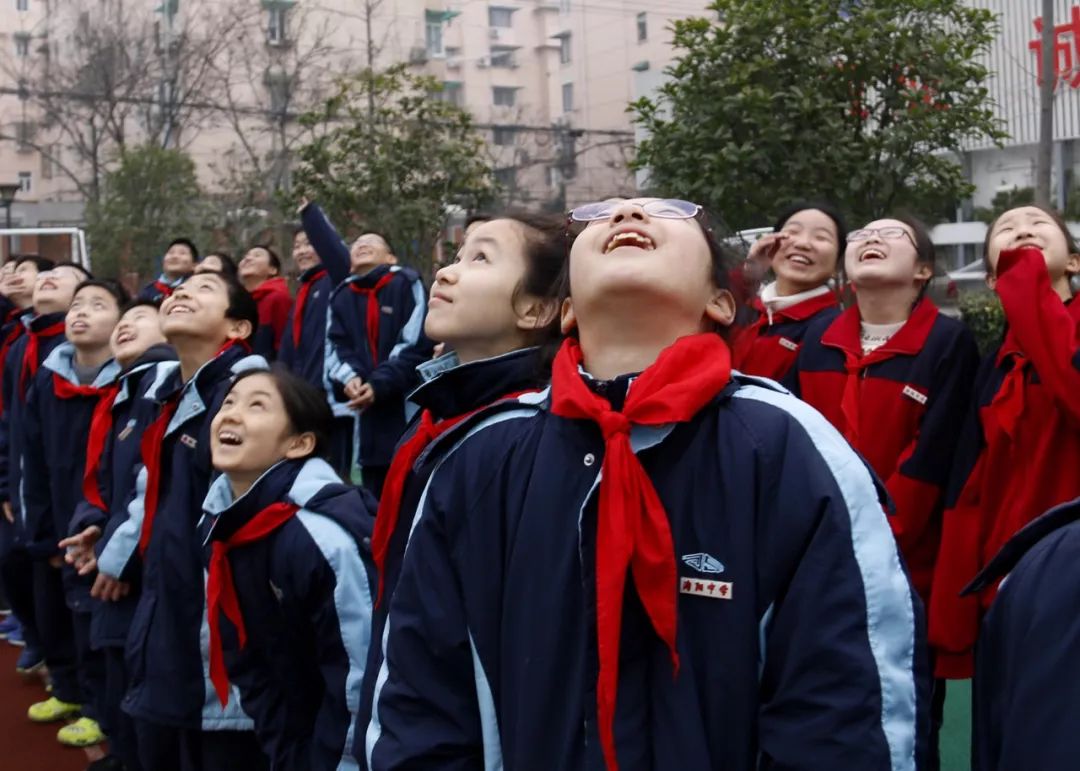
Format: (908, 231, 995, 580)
(263, 291, 293, 352)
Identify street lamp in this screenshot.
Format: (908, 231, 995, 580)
(0, 183, 20, 262)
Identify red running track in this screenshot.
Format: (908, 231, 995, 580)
(0, 640, 86, 770)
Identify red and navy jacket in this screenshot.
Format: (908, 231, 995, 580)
(792, 299, 979, 603)
(68, 344, 177, 648)
(136, 274, 184, 303)
(97, 343, 266, 730)
(22, 343, 122, 605)
(731, 287, 840, 382)
(965, 496, 1080, 770)
(929, 246, 1080, 679)
(250, 276, 293, 361)
(325, 264, 434, 469)
(201, 457, 376, 770)
(367, 373, 928, 770)
(278, 204, 352, 389)
(0, 311, 67, 550)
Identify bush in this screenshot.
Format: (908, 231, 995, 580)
(959, 291, 1004, 356)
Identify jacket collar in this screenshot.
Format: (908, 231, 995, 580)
(759, 283, 838, 323)
(821, 297, 939, 360)
(114, 345, 179, 406)
(28, 310, 66, 334)
(410, 347, 546, 419)
(42, 341, 122, 388)
(345, 263, 394, 289)
(251, 276, 289, 299)
(300, 265, 328, 283)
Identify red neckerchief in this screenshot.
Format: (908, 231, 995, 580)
(0, 309, 27, 415)
(206, 501, 299, 706)
(20, 321, 66, 397)
(819, 300, 939, 443)
(732, 290, 838, 365)
(549, 333, 733, 771)
(292, 269, 327, 347)
(81, 383, 123, 511)
(348, 273, 395, 364)
(371, 388, 538, 605)
(154, 279, 175, 298)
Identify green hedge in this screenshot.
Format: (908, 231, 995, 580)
(958, 292, 1005, 356)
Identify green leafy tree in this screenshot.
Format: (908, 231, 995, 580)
(631, 0, 1007, 228)
(84, 145, 211, 279)
(290, 65, 495, 269)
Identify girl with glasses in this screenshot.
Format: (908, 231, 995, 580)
(731, 201, 847, 381)
(368, 197, 927, 770)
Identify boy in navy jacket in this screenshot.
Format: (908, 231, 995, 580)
(22, 279, 129, 755)
(136, 238, 198, 302)
(278, 202, 351, 389)
(369, 198, 928, 770)
(95, 272, 268, 771)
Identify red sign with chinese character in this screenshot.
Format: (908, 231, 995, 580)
(1030, 6, 1080, 88)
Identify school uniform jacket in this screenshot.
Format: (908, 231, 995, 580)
(279, 204, 352, 389)
(97, 344, 266, 731)
(22, 344, 121, 606)
(965, 497, 1080, 771)
(68, 344, 178, 648)
(792, 300, 979, 603)
(325, 264, 434, 469)
(250, 276, 293, 361)
(731, 287, 840, 381)
(356, 347, 548, 763)
(367, 374, 928, 771)
(136, 274, 184, 303)
(929, 246, 1080, 679)
(202, 457, 376, 771)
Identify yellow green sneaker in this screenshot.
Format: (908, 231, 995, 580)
(27, 696, 80, 723)
(57, 716, 106, 747)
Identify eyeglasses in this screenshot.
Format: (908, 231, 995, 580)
(846, 227, 916, 247)
(568, 199, 702, 224)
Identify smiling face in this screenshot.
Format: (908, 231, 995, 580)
(238, 247, 278, 288)
(160, 272, 249, 345)
(349, 234, 391, 274)
(986, 206, 1080, 287)
(162, 242, 197, 279)
(211, 372, 315, 488)
(33, 265, 85, 315)
(110, 304, 167, 369)
(845, 219, 931, 290)
(771, 208, 841, 294)
(292, 231, 319, 273)
(7, 261, 39, 308)
(66, 285, 121, 350)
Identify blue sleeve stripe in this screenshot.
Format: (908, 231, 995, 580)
(97, 466, 147, 578)
(469, 632, 504, 771)
(389, 278, 427, 360)
(732, 384, 918, 771)
(296, 511, 371, 771)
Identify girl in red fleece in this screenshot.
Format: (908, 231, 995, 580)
(930, 204, 1080, 679)
(239, 245, 292, 361)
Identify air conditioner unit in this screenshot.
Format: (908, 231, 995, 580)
(477, 57, 490, 68)
(409, 46, 429, 64)
(489, 28, 502, 41)
(447, 57, 461, 70)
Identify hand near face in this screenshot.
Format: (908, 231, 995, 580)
(747, 232, 788, 265)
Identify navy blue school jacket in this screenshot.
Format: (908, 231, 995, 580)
(0, 312, 68, 550)
(791, 300, 979, 603)
(965, 497, 1080, 770)
(202, 457, 376, 771)
(279, 204, 353, 388)
(325, 264, 434, 470)
(135, 274, 183, 304)
(22, 343, 121, 604)
(367, 373, 929, 770)
(97, 345, 266, 731)
(69, 345, 178, 647)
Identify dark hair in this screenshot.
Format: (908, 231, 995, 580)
(199, 251, 238, 280)
(227, 365, 334, 460)
(14, 255, 55, 273)
(167, 237, 200, 262)
(772, 200, 848, 260)
(53, 261, 93, 281)
(121, 297, 162, 316)
(249, 245, 281, 274)
(465, 212, 493, 230)
(891, 214, 935, 271)
(982, 203, 1079, 262)
(497, 211, 567, 350)
(74, 278, 130, 309)
(178, 272, 260, 339)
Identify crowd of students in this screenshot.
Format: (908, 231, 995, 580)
(0, 195, 1074, 770)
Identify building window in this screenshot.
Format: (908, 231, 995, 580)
(493, 126, 515, 146)
(17, 0, 29, 11)
(495, 167, 516, 188)
(493, 86, 516, 107)
(426, 20, 444, 58)
(559, 33, 571, 64)
(267, 6, 288, 45)
(14, 33, 30, 58)
(490, 47, 516, 68)
(637, 12, 647, 42)
(15, 121, 35, 151)
(489, 7, 514, 28)
(442, 81, 463, 108)
(562, 83, 574, 113)
(17, 172, 31, 194)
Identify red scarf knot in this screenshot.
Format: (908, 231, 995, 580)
(349, 273, 394, 364)
(20, 321, 66, 396)
(154, 280, 174, 298)
(549, 333, 733, 771)
(207, 501, 299, 706)
(292, 269, 328, 347)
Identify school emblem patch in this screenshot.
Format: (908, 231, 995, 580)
(681, 552, 725, 574)
(179, 434, 198, 449)
(680, 578, 733, 600)
(117, 419, 136, 442)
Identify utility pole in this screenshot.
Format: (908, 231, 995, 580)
(1037, 0, 1055, 205)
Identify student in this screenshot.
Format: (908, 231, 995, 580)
(324, 234, 433, 495)
(22, 279, 129, 756)
(962, 496, 1080, 770)
(195, 252, 238, 280)
(930, 204, 1080, 679)
(201, 366, 375, 770)
(368, 198, 927, 769)
(94, 272, 267, 771)
(61, 298, 175, 771)
(731, 202, 846, 381)
(238, 245, 292, 361)
(137, 238, 199, 302)
(0, 262, 88, 680)
(278, 202, 350, 390)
